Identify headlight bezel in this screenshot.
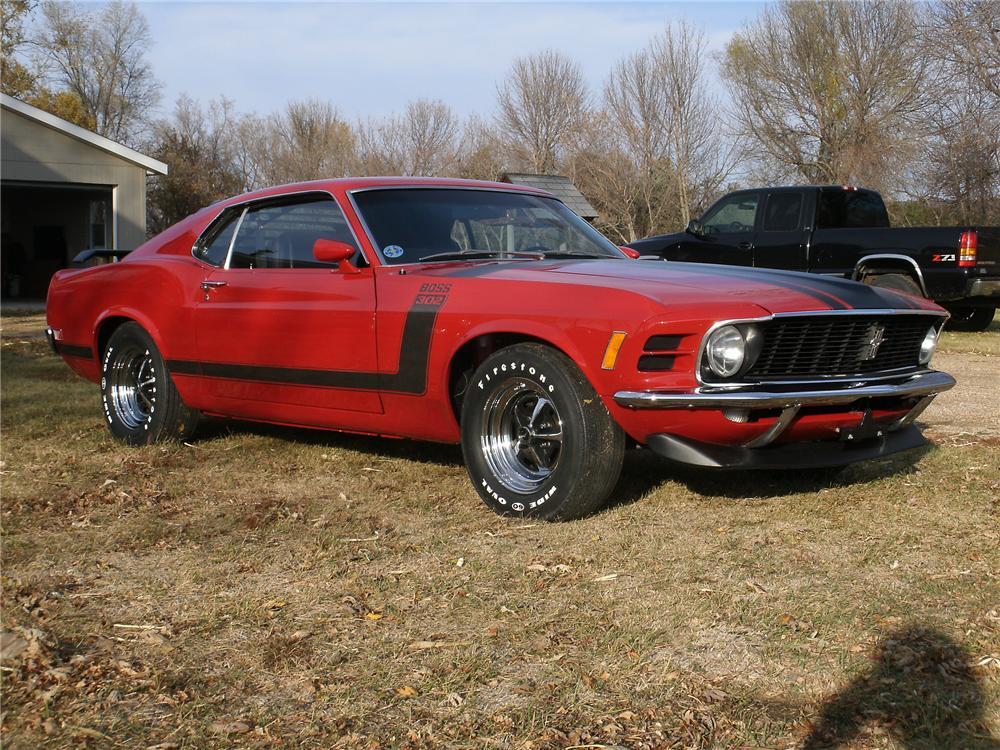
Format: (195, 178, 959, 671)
(700, 322, 764, 382)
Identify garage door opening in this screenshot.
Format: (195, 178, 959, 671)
(1, 182, 114, 299)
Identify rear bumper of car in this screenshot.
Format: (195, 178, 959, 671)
(613, 369, 955, 466)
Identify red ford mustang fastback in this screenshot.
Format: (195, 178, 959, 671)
(47, 177, 956, 519)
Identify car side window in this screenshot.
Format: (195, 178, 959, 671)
(701, 193, 758, 235)
(762, 193, 803, 232)
(229, 196, 359, 270)
(193, 209, 241, 266)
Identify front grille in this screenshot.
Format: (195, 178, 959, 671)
(746, 315, 932, 380)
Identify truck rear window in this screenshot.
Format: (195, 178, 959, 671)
(816, 189, 889, 229)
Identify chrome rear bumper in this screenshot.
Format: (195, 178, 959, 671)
(613, 370, 956, 410)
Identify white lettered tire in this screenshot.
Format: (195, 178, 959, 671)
(101, 322, 199, 446)
(460, 343, 625, 520)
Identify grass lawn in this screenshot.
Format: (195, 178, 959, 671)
(1, 313, 997, 749)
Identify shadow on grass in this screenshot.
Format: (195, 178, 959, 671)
(193, 416, 465, 467)
(803, 625, 999, 749)
(605, 442, 934, 510)
(193, 417, 935, 511)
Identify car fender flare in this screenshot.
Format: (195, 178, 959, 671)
(92, 307, 167, 361)
(852, 254, 928, 296)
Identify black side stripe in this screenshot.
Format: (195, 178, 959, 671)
(165, 299, 444, 395)
(55, 342, 94, 359)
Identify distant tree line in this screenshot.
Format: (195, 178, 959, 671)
(3, 0, 997, 241)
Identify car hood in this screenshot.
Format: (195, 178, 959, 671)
(425, 259, 939, 315)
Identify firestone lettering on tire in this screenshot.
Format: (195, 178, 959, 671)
(478, 360, 555, 393)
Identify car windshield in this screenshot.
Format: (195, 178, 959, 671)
(351, 188, 623, 264)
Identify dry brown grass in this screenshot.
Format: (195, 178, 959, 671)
(2, 313, 998, 749)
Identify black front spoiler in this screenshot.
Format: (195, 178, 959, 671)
(646, 425, 928, 470)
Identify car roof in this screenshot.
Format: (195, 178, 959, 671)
(212, 176, 555, 209)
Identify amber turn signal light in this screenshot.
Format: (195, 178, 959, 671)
(601, 331, 628, 370)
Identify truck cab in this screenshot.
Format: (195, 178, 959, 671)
(628, 185, 1000, 330)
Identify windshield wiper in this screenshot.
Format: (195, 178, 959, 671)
(543, 251, 611, 259)
(418, 249, 545, 262)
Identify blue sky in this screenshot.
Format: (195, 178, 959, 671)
(138, 1, 766, 120)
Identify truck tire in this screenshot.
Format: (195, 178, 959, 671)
(460, 343, 625, 521)
(862, 272, 923, 297)
(945, 306, 995, 332)
(101, 322, 200, 445)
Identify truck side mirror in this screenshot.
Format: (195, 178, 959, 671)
(686, 219, 703, 237)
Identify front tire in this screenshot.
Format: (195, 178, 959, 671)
(460, 344, 625, 520)
(101, 322, 199, 445)
(863, 272, 923, 297)
(945, 306, 995, 332)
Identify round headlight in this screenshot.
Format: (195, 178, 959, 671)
(919, 325, 939, 365)
(705, 325, 746, 378)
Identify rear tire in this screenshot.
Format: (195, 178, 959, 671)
(101, 322, 199, 445)
(460, 344, 625, 521)
(863, 272, 923, 297)
(945, 306, 995, 332)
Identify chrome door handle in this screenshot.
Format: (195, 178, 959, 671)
(738, 241, 753, 250)
(201, 280, 227, 290)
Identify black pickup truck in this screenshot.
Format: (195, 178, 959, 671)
(628, 185, 1000, 330)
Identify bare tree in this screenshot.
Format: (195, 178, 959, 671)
(579, 22, 735, 241)
(721, 1, 927, 190)
(32, 0, 160, 145)
(358, 99, 460, 176)
(147, 96, 247, 233)
(909, 0, 1000, 224)
(495, 50, 588, 173)
(455, 114, 506, 181)
(256, 99, 357, 185)
(928, 0, 1000, 100)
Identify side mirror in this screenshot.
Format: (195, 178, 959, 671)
(686, 220, 703, 237)
(314, 239, 357, 271)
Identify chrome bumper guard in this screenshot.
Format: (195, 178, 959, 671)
(615, 370, 956, 451)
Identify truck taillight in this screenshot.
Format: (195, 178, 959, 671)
(959, 230, 978, 267)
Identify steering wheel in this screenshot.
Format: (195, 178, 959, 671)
(515, 245, 549, 255)
(727, 222, 746, 233)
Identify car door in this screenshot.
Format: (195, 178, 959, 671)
(752, 190, 810, 270)
(677, 191, 760, 266)
(193, 193, 382, 416)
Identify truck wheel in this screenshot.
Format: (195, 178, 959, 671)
(460, 343, 625, 521)
(863, 273, 923, 297)
(102, 322, 200, 445)
(945, 306, 995, 332)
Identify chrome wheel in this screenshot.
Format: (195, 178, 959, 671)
(481, 378, 563, 494)
(107, 345, 156, 430)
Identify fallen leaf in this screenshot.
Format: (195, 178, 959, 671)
(396, 685, 419, 697)
(365, 612, 383, 621)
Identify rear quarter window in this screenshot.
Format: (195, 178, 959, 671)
(817, 189, 889, 229)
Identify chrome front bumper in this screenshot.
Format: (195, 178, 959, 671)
(613, 370, 956, 410)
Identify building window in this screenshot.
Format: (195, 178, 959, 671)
(90, 198, 110, 248)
